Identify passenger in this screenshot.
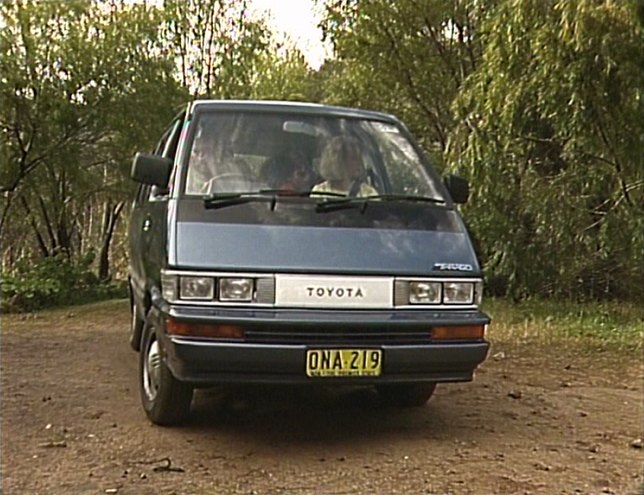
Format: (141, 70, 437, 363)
(260, 150, 317, 192)
(312, 136, 378, 197)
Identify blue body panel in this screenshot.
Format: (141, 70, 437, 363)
(175, 222, 479, 276)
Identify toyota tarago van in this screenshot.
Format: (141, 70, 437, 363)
(128, 100, 490, 425)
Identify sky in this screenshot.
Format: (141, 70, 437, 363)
(249, 0, 331, 69)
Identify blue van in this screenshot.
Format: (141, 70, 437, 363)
(128, 100, 490, 425)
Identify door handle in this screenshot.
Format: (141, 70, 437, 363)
(142, 218, 151, 232)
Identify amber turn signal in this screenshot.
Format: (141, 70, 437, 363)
(166, 319, 244, 339)
(432, 324, 485, 340)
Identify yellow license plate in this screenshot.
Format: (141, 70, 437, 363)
(306, 349, 382, 377)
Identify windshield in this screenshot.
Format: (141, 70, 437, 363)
(182, 111, 446, 201)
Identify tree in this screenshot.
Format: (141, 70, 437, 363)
(319, 0, 491, 163)
(250, 42, 318, 101)
(162, 0, 270, 98)
(448, 0, 644, 300)
(0, 0, 186, 279)
(0, 0, 321, 298)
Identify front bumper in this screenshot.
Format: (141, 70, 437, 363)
(158, 305, 491, 385)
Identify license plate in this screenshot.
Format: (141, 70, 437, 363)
(306, 349, 382, 377)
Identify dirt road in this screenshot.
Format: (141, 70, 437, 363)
(2, 300, 642, 495)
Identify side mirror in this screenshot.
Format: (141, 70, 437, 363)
(131, 153, 172, 188)
(443, 174, 469, 204)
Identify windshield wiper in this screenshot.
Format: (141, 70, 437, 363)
(203, 189, 347, 210)
(365, 194, 445, 204)
(314, 193, 445, 213)
(203, 191, 278, 210)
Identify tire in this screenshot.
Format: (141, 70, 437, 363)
(139, 311, 193, 425)
(129, 299, 145, 351)
(376, 382, 437, 408)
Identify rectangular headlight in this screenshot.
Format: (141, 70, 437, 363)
(179, 276, 214, 300)
(409, 281, 442, 304)
(219, 277, 253, 302)
(443, 282, 474, 304)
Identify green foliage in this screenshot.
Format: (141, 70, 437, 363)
(0, 0, 188, 264)
(249, 46, 319, 101)
(2, 0, 642, 309)
(0, 0, 185, 192)
(449, 0, 644, 301)
(162, 0, 271, 98)
(0, 0, 323, 308)
(160, 0, 318, 101)
(320, 0, 490, 163)
(1, 251, 127, 312)
(319, 0, 644, 302)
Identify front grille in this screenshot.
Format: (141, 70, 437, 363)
(244, 327, 432, 345)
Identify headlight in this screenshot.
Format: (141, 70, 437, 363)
(409, 281, 442, 304)
(395, 278, 481, 306)
(219, 277, 253, 302)
(443, 282, 474, 304)
(179, 276, 214, 300)
(160, 271, 273, 305)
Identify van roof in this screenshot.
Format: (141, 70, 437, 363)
(189, 100, 400, 124)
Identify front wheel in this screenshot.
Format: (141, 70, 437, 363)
(376, 382, 437, 408)
(139, 312, 193, 425)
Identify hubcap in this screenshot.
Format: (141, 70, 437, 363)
(143, 339, 161, 401)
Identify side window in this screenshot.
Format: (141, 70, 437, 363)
(162, 120, 183, 160)
(152, 111, 184, 156)
(151, 119, 184, 199)
(153, 132, 170, 156)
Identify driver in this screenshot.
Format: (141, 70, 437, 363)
(311, 136, 377, 197)
(186, 128, 251, 194)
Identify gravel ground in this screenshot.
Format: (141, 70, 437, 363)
(2, 300, 642, 495)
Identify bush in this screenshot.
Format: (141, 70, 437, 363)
(1, 252, 127, 313)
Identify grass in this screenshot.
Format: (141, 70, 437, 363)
(483, 297, 644, 354)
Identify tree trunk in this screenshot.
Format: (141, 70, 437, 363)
(20, 196, 50, 257)
(97, 201, 125, 282)
(0, 192, 15, 249)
